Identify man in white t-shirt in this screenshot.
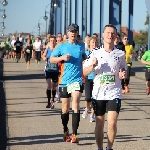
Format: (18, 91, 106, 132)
(11, 36, 16, 61)
(33, 37, 42, 67)
(83, 24, 127, 150)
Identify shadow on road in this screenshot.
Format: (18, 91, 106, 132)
(0, 59, 7, 150)
(4, 73, 44, 81)
(131, 66, 145, 76)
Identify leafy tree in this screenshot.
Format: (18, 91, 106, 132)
(133, 29, 148, 44)
(145, 11, 149, 25)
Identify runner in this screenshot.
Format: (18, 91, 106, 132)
(141, 50, 150, 95)
(5, 37, 12, 58)
(83, 24, 127, 150)
(122, 35, 134, 93)
(24, 39, 33, 70)
(11, 35, 16, 61)
(4, 38, 11, 59)
(82, 36, 98, 122)
(14, 37, 23, 63)
(33, 37, 42, 67)
(42, 35, 59, 109)
(114, 33, 126, 94)
(31, 35, 35, 59)
(50, 23, 86, 143)
(84, 34, 90, 50)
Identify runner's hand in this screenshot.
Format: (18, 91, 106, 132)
(92, 57, 98, 68)
(119, 69, 126, 79)
(63, 54, 70, 61)
(146, 62, 150, 65)
(43, 57, 47, 61)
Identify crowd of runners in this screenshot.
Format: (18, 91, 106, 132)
(2, 23, 150, 150)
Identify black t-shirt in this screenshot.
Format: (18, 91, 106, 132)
(25, 45, 33, 54)
(115, 42, 125, 52)
(26, 38, 32, 45)
(14, 41, 23, 51)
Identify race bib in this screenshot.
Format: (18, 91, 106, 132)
(100, 73, 115, 85)
(26, 49, 30, 53)
(47, 63, 57, 70)
(67, 82, 80, 94)
(16, 43, 20, 46)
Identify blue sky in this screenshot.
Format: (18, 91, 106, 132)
(1, 0, 148, 36)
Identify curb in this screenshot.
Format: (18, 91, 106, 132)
(0, 58, 9, 150)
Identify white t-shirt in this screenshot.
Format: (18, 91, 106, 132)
(33, 41, 41, 51)
(11, 40, 16, 47)
(19, 37, 23, 42)
(83, 46, 127, 100)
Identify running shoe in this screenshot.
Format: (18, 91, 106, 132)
(122, 89, 125, 94)
(27, 66, 30, 70)
(106, 147, 113, 150)
(124, 86, 130, 93)
(82, 108, 88, 118)
(46, 103, 51, 108)
(63, 130, 71, 142)
(50, 102, 55, 109)
(90, 115, 95, 122)
(146, 89, 150, 95)
(71, 134, 79, 143)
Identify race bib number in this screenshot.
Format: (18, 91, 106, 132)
(26, 49, 30, 53)
(100, 73, 115, 85)
(16, 43, 20, 46)
(47, 64, 57, 70)
(67, 82, 80, 94)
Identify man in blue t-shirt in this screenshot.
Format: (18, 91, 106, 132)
(50, 23, 86, 143)
(42, 36, 59, 109)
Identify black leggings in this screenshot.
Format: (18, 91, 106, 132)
(35, 51, 41, 61)
(121, 66, 131, 88)
(84, 78, 93, 102)
(25, 53, 31, 62)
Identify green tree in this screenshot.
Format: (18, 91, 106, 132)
(133, 29, 148, 44)
(145, 11, 149, 25)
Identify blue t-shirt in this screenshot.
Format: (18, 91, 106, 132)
(51, 41, 85, 86)
(85, 50, 94, 80)
(45, 48, 59, 72)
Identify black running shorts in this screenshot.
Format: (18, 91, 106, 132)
(59, 84, 84, 98)
(92, 99, 121, 116)
(145, 68, 150, 81)
(84, 78, 93, 102)
(45, 71, 59, 83)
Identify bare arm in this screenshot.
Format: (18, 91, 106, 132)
(141, 59, 150, 65)
(50, 56, 64, 64)
(83, 65, 95, 76)
(42, 50, 47, 61)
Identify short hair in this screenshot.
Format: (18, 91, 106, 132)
(103, 24, 117, 33)
(122, 34, 128, 39)
(85, 34, 90, 38)
(87, 36, 98, 49)
(50, 35, 56, 39)
(93, 33, 98, 37)
(57, 33, 62, 35)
